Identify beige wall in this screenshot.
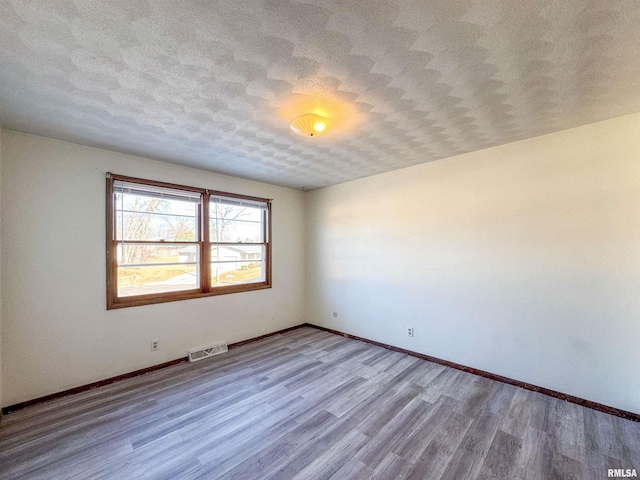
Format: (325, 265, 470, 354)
(306, 113, 640, 414)
(0, 131, 306, 406)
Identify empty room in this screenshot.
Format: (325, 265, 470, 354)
(0, 1, 639, 479)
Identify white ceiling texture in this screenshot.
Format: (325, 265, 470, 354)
(1, 1, 640, 190)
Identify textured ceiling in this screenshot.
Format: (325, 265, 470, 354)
(1, 1, 640, 190)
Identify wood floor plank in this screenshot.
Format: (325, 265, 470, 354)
(370, 451, 413, 479)
(301, 375, 367, 406)
(475, 430, 523, 480)
(1, 326, 638, 480)
(487, 382, 518, 417)
(408, 362, 447, 388)
(499, 388, 533, 439)
(322, 376, 387, 418)
(327, 458, 373, 480)
(393, 395, 460, 463)
(193, 395, 319, 468)
(612, 415, 640, 466)
(418, 368, 462, 404)
(356, 385, 422, 438)
(291, 429, 370, 480)
(261, 411, 368, 480)
(583, 407, 614, 474)
(550, 451, 587, 480)
(453, 376, 498, 418)
(382, 360, 431, 391)
(527, 391, 554, 433)
(437, 410, 502, 480)
(211, 409, 339, 480)
(549, 398, 587, 464)
(356, 397, 433, 469)
(443, 369, 481, 402)
(405, 411, 474, 480)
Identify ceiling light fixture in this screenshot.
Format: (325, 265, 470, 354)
(290, 113, 332, 137)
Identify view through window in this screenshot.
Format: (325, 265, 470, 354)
(106, 174, 271, 309)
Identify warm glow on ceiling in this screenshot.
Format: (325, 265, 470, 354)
(290, 113, 333, 137)
(279, 90, 360, 138)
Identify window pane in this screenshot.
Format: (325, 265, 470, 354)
(115, 192, 199, 242)
(108, 175, 272, 308)
(210, 201, 264, 242)
(117, 244, 199, 297)
(211, 245, 265, 286)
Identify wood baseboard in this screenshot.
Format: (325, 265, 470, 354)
(306, 323, 640, 423)
(1, 323, 307, 415)
(1, 357, 188, 415)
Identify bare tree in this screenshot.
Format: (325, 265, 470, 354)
(118, 196, 167, 265)
(211, 204, 250, 283)
(161, 215, 195, 242)
(211, 204, 249, 242)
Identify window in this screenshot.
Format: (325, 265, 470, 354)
(106, 174, 271, 309)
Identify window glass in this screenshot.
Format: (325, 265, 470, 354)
(118, 246, 200, 297)
(107, 175, 271, 309)
(209, 201, 264, 243)
(115, 190, 198, 242)
(211, 245, 265, 286)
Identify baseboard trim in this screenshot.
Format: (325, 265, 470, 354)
(1, 323, 307, 415)
(1, 357, 188, 415)
(228, 324, 308, 349)
(306, 323, 640, 423)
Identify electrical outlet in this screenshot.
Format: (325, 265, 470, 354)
(407, 327, 414, 337)
(151, 339, 159, 351)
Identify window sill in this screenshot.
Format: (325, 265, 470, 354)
(107, 282, 272, 309)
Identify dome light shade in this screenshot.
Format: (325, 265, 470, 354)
(290, 113, 332, 137)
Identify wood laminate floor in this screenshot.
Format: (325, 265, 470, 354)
(0, 326, 638, 479)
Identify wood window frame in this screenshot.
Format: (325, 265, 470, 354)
(106, 173, 272, 309)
